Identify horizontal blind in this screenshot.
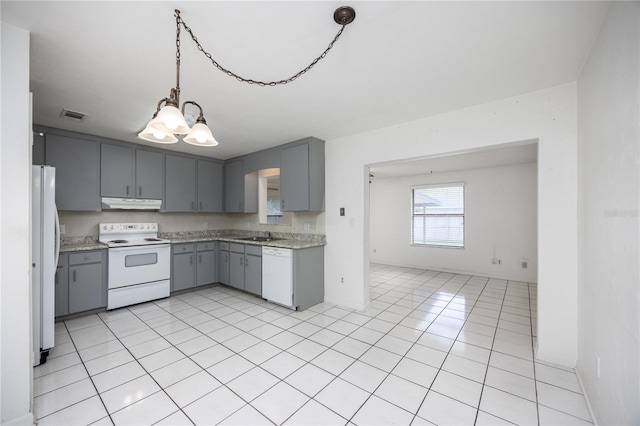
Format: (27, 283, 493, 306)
(411, 184, 464, 247)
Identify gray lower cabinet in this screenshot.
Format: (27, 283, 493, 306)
(55, 254, 69, 317)
(172, 243, 195, 292)
(172, 242, 218, 291)
(64, 250, 107, 315)
(165, 155, 196, 212)
(244, 245, 262, 296)
(229, 244, 245, 290)
(46, 134, 100, 211)
(218, 243, 230, 285)
(196, 242, 216, 286)
(292, 246, 324, 310)
(228, 243, 262, 295)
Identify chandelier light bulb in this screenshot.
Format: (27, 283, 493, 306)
(151, 105, 190, 135)
(184, 122, 218, 146)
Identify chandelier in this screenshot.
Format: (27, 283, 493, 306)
(138, 6, 357, 147)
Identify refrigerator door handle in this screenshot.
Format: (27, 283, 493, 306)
(54, 203, 60, 268)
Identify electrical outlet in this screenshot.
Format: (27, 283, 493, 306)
(492, 258, 497, 265)
(203, 222, 209, 229)
(340, 277, 344, 284)
(60, 224, 66, 235)
(521, 261, 528, 268)
(340, 207, 345, 216)
(303, 222, 310, 231)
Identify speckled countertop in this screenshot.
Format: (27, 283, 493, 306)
(161, 230, 325, 250)
(60, 230, 326, 252)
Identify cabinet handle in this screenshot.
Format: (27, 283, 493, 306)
(225, 254, 228, 262)
(191, 201, 195, 211)
(281, 200, 285, 210)
(138, 187, 142, 197)
(190, 255, 193, 265)
(238, 202, 242, 211)
(126, 185, 130, 196)
(245, 257, 248, 267)
(240, 257, 243, 266)
(73, 270, 76, 282)
(199, 254, 202, 264)
(199, 201, 203, 211)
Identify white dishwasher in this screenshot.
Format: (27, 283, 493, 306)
(262, 247, 294, 308)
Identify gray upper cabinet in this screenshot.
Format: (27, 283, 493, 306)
(165, 154, 196, 212)
(136, 149, 163, 199)
(280, 139, 325, 212)
(46, 134, 100, 211)
(197, 160, 223, 212)
(224, 160, 257, 213)
(100, 144, 163, 200)
(101, 144, 134, 198)
(224, 160, 244, 212)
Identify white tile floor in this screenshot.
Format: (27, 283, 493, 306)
(34, 264, 593, 425)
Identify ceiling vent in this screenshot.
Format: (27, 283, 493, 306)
(60, 108, 88, 122)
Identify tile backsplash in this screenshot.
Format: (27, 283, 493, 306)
(59, 211, 325, 237)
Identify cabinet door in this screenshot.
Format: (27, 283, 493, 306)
(244, 254, 262, 296)
(55, 259, 68, 317)
(101, 144, 134, 197)
(224, 160, 244, 212)
(165, 155, 196, 212)
(46, 134, 100, 211)
(197, 160, 223, 212)
(196, 250, 216, 286)
(172, 252, 195, 291)
(280, 143, 309, 211)
(136, 150, 163, 199)
(68, 263, 105, 313)
(218, 250, 230, 285)
(229, 252, 245, 290)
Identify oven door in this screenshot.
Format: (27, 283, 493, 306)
(108, 244, 170, 289)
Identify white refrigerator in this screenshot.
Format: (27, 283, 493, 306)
(32, 165, 60, 366)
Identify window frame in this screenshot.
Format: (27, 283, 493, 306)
(410, 182, 466, 249)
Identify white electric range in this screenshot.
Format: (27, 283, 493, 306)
(99, 223, 171, 310)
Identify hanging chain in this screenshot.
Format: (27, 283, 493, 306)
(175, 9, 348, 87)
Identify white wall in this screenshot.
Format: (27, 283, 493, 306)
(370, 162, 537, 282)
(0, 22, 34, 425)
(325, 83, 578, 367)
(576, 2, 639, 424)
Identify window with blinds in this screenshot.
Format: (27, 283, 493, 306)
(411, 183, 465, 248)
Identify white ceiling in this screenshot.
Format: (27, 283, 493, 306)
(2, 1, 609, 160)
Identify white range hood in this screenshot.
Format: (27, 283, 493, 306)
(101, 197, 162, 210)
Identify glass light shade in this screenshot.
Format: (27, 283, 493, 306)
(183, 122, 218, 146)
(150, 105, 191, 135)
(138, 119, 178, 144)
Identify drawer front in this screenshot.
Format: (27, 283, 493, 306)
(69, 250, 103, 265)
(173, 243, 194, 254)
(219, 242, 230, 251)
(230, 243, 244, 253)
(245, 245, 262, 256)
(197, 242, 215, 251)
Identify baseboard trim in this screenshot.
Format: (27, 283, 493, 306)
(575, 367, 598, 426)
(323, 297, 370, 312)
(2, 411, 34, 426)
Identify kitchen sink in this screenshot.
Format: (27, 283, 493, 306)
(237, 236, 284, 242)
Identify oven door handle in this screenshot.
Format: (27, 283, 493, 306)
(108, 244, 170, 253)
